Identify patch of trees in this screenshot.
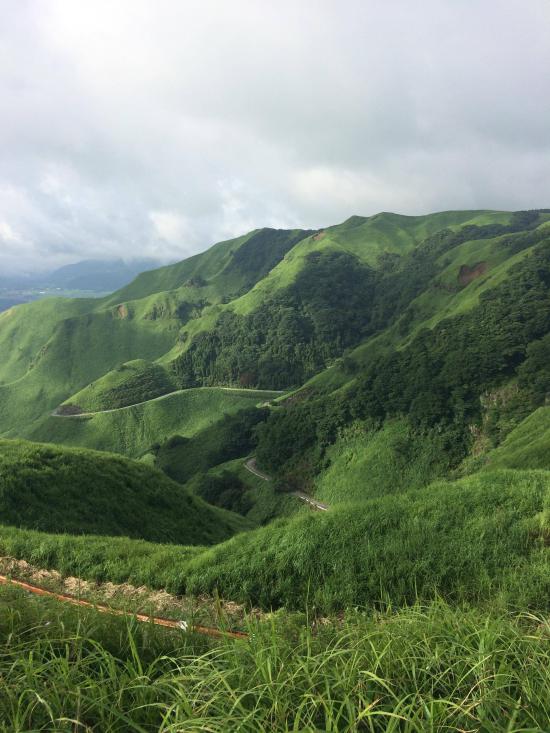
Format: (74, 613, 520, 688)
(172, 214, 548, 392)
(172, 251, 378, 389)
(93, 364, 175, 410)
(192, 471, 252, 515)
(255, 241, 550, 475)
(223, 227, 314, 285)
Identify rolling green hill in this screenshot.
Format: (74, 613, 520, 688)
(27, 387, 280, 457)
(0, 438, 249, 543)
(61, 359, 178, 412)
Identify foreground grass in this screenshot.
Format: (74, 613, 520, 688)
(1, 468, 549, 613)
(0, 586, 549, 732)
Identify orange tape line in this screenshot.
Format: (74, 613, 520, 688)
(0, 574, 248, 640)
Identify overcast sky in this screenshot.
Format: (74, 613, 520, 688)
(1, 0, 549, 273)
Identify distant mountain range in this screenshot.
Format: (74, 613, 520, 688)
(1, 258, 165, 293)
(0, 258, 166, 312)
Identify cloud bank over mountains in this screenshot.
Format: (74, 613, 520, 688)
(1, 0, 549, 272)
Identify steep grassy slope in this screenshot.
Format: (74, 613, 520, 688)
(27, 387, 280, 458)
(104, 227, 312, 304)
(0, 228, 310, 437)
(0, 438, 249, 543)
(0, 297, 96, 384)
(1, 468, 548, 612)
(226, 210, 513, 316)
(313, 418, 450, 505)
(481, 406, 550, 471)
(0, 304, 177, 433)
(183, 468, 550, 611)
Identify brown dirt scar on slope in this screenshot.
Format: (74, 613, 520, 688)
(458, 262, 488, 286)
(117, 304, 129, 319)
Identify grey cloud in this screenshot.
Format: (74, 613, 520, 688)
(0, 0, 549, 273)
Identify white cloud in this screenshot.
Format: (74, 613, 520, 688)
(0, 221, 20, 243)
(0, 0, 549, 272)
(149, 210, 190, 244)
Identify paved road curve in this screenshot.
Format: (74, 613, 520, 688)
(244, 458, 329, 512)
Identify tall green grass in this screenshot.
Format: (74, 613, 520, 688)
(183, 469, 550, 611)
(1, 586, 548, 732)
(0, 524, 202, 589)
(0, 438, 250, 544)
(314, 418, 450, 504)
(1, 468, 549, 614)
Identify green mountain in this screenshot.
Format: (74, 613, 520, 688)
(1, 208, 550, 578)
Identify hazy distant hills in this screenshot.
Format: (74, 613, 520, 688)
(42, 258, 167, 292)
(0, 258, 166, 312)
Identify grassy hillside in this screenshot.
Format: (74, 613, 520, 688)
(313, 418, 451, 504)
(0, 439, 249, 543)
(27, 387, 280, 458)
(481, 406, 550, 471)
(105, 227, 312, 303)
(0, 303, 177, 433)
(63, 359, 177, 412)
(182, 469, 550, 611)
(184, 457, 300, 524)
(0, 228, 309, 437)
(0, 296, 96, 384)
(1, 467, 548, 613)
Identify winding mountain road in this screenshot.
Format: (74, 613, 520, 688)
(244, 458, 329, 512)
(52, 387, 285, 418)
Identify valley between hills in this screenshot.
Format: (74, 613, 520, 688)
(1, 209, 550, 730)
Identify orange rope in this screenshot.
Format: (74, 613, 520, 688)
(0, 574, 248, 640)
